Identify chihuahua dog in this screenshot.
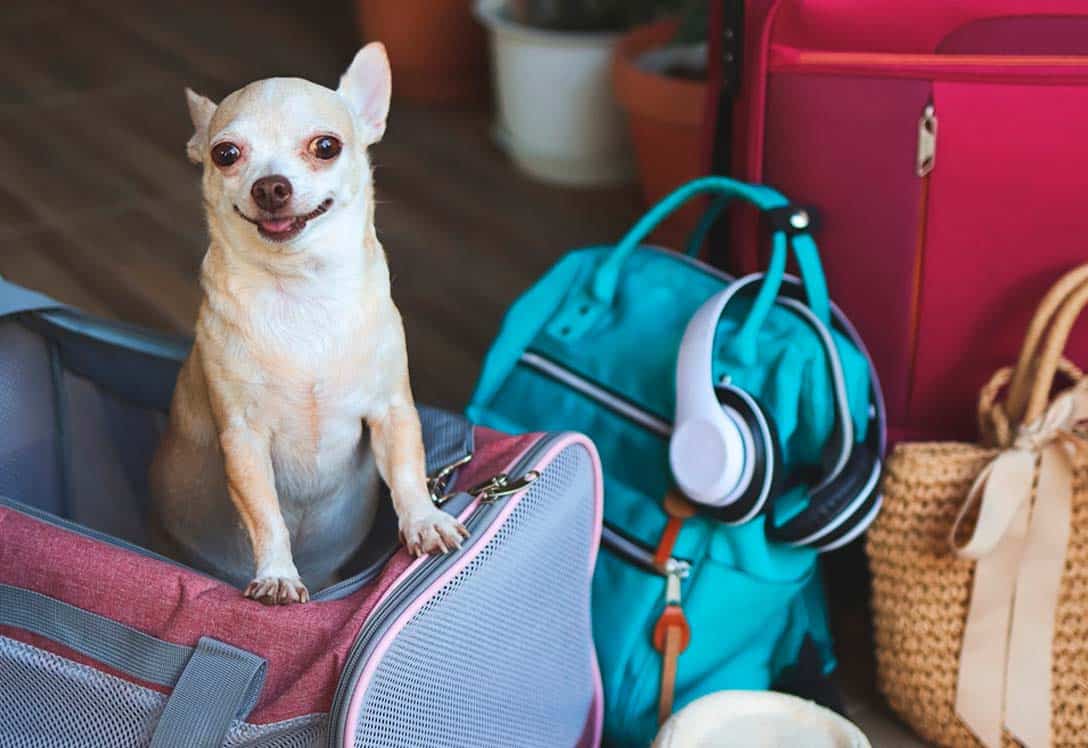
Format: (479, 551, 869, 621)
(150, 43, 467, 605)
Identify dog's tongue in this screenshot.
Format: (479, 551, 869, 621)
(260, 217, 296, 233)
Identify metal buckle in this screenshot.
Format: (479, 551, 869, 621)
(427, 453, 474, 507)
(463, 471, 540, 504)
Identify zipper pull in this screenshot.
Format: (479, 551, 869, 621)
(464, 470, 540, 504)
(653, 557, 692, 725)
(664, 558, 690, 605)
(916, 103, 937, 177)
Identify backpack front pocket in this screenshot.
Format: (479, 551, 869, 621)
(595, 533, 815, 747)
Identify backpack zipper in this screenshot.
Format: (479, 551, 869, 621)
(520, 351, 672, 438)
(601, 522, 690, 575)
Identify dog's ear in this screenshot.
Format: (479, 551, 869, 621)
(185, 88, 218, 165)
(337, 43, 391, 145)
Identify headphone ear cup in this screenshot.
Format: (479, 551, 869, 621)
(709, 387, 781, 525)
(766, 443, 882, 548)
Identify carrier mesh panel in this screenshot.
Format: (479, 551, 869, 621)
(0, 636, 326, 747)
(354, 443, 597, 748)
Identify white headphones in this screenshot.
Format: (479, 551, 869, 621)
(669, 274, 885, 548)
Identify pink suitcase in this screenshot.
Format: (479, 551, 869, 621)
(704, 0, 1088, 442)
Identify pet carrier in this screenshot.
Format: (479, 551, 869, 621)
(0, 278, 603, 748)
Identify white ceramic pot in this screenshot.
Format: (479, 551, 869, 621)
(653, 691, 872, 748)
(474, 0, 634, 186)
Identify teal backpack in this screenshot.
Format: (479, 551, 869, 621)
(466, 177, 884, 746)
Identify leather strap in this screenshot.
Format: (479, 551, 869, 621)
(653, 492, 695, 569)
(658, 625, 684, 724)
(652, 492, 694, 725)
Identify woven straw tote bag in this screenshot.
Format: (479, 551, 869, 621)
(867, 265, 1088, 748)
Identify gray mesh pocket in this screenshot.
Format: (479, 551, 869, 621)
(0, 636, 326, 747)
(353, 442, 598, 748)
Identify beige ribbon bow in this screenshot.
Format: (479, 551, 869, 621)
(950, 381, 1088, 748)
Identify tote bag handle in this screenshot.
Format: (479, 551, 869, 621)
(981, 264, 1088, 445)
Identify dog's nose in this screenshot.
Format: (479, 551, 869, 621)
(251, 175, 293, 212)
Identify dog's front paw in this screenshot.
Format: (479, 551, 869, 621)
(244, 576, 310, 605)
(400, 510, 470, 556)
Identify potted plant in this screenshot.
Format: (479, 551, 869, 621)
(358, 0, 489, 105)
(613, 3, 709, 245)
(475, 0, 675, 186)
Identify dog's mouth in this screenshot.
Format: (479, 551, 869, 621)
(234, 198, 334, 242)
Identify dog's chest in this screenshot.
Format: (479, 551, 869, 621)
(239, 288, 390, 478)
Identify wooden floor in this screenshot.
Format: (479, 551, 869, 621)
(0, 2, 925, 745)
(0, 0, 641, 409)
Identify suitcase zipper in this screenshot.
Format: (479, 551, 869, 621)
(327, 433, 563, 748)
(906, 102, 937, 423)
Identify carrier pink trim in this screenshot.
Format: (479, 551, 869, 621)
(342, 433, 604, 747)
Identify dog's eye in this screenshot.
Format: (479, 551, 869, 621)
(211, 142, 241, 167)
(309, 136, 342, 161)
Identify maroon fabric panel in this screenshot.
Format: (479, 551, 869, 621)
(0, 504, 410, 723)
(0, 429, 540, 724)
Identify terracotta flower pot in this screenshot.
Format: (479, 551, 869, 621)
(357, 0, 488, 105)
(613, 20, 708, 248)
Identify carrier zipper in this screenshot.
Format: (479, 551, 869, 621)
(327, 433, 565, 747)
(432, 467, 540, 507)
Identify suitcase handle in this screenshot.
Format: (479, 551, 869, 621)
(773, 0, 1088, 56)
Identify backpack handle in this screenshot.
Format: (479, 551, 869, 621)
(586, 177, 831, 360)
(592, 177, 788, 304)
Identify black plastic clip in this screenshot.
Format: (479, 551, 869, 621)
(766, 205, 821, 237)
